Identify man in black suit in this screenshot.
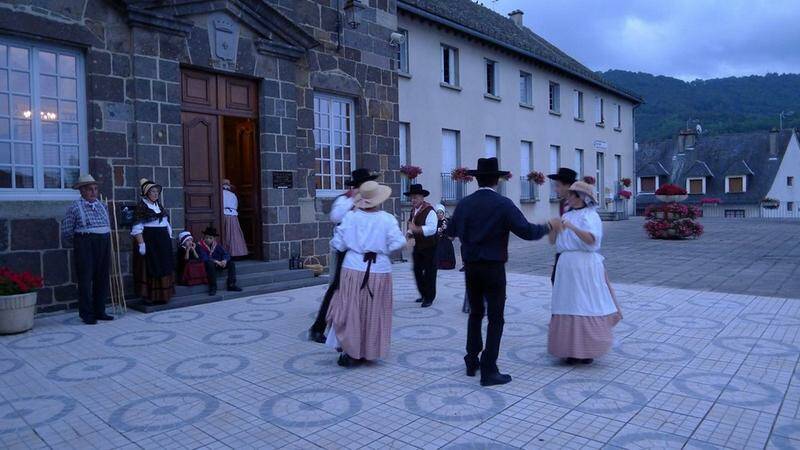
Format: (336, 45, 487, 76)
(448, 158, 561, 386)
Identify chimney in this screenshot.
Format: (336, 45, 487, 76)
(508, 9, 523, 27)
(677, 128, 696, 153)
(769, 127, 779, 157)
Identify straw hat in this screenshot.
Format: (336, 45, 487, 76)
(569, 181, 597, 204)
(139, 178, 161, 197)
(72, 174, 98, 190)
(354, 181, 392, 209)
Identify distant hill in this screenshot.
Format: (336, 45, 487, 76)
(601, 70, 800, 142)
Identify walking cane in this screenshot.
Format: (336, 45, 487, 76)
(110, 198, 127, 314)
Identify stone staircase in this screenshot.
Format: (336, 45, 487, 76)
(129, 259, 328, 313)
(598, 211, 627, 221)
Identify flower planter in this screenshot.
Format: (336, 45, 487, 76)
(0, 292, 37, 335)
(656, 194, 688, 203)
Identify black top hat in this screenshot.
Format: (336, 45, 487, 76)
(466, 157, 510, 177)
(403, 184, 430, 197)
(547, 168, 578, 184)
(345, 168, 380, 187)
(203, 225, 219, 237)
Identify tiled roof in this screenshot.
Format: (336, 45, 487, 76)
(398, 0, 642, 103)
(684, 161, 714, 178)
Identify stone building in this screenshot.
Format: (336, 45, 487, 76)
(0, 0, 401, 312)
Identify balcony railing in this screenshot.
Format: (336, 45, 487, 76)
(441, 173, 466, 203)
(520, 179, 539, 202)
(549, 183, 559, 202)
(400, 176, 413, 204)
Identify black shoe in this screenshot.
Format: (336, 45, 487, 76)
(209, 288, 217, 296)
(82, 318, 97, 325)
(465, 357, 480, 377)
(563, 357, 579, 365)
(480, 372, 512, 387)
(97, 314, 114, 321)
(579, 358, 594, 365)
(308, 329, 326, 344)
(459, 267, 465, 272)
(415, 298, 423, 303)
(421, 301, 433, 308)
(337, 353, 356, 367)
(227, 285, 243, 292)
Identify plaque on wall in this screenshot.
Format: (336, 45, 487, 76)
(272, 171, 293, 189)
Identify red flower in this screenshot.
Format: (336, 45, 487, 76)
(527, 171, 545, 185)
(400, 165, 423, 179)
(700, 197, 721, 205)
(620, 177, 632, 187)
(582, 176, 596, 185)
(451, 167, 474, 183)
(0, 267, 42, 296)
(655, 183, 687, 196)
(618, 190, 632, 199)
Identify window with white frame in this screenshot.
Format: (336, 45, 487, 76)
(549, 145, 560, 173)
(397, 28, 409, 74)
(519, 71, 532, 105)
(485, 59, 498, 96)
(788, 201, 795, 212)
(596, 151, 605, 197)
(520, 141, 532, 172)
(548, 82, 560, 113)
(575, 148, 584, 177)
(595, 96, 604, 124)
(573, 90, 584, 120)
(725, 176, 746, 193)
(442, 129, 459, 173)
(788, 176, 794, 187)
(399, 122, 410, 168)
(485, 135, 499, 158)
(686, 177, 705, 195)
(0, 38, 86, 197)
(441, 44, 459, 86)
(614, 155, 622, 186)
(615, 103, 622, 129)
(314, 93, 355, 194)
(639, 176, 658, 193)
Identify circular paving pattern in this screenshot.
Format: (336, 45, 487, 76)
(740, 312, 800, 327)
(611, 431, 718, 449)
(713, 336, 799, 357)
(227, 309, 284, 323)
(145, 310, 205, 324)
(613, 320, 639, 336)
(47, 356, 136, 382)
(247, 295, 294, 306)
(772, 423, 800, 450)
(109, 393, 219, 433)
(394, 306, 443, 319)
(616, 339, 695, 363)
(507, 344, 549, 366)
(625, 301, 672, 313)
(9, 331, 82, 350)
(520, 290, 552, 300)
(166, 354, 249, 380)
(687, 296, 746, 309)
(656, 315, 725, 330)
(260, 388, 362, 428)
(0, 395, 77, 434)
(404, 383, 507, 422)
(397, 348, 465, 373)
(201, 328, 269, 346)
(284, 351, 342, 376)
(105, 330, 177, 348)
(60, 316, 84, 326)
(672, 372, 783, 407)
(395, 324, 458, 341)
(0, 358, 24, 376)
(542, 379, 647, 415)
(503, 322, 546, 338)
(506, 278, 547, 289)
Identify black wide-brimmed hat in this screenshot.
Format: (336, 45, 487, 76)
(403, 183, 430, 197)
(547, 168, 577, 184)
(203, 225, 219, 237)
(345, 168, 380, 187)
(466, 157, 510, 177)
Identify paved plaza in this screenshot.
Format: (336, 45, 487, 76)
(504, 218, 800, 299)
(3, 263, 800, 449)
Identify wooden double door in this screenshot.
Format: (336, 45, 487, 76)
(181, 69, 261, 258)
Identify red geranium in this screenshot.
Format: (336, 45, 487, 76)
(700, 198, 721, 205)
(527, 171, 545, 185)
(620, 177, 632, 187)
(400, 165, 422, 179)
(618, 190, 632, 199)
(655, 183, 687, 195)
(582, 175, 596, 185)
(451, 167, 474, 183)
(0, 267, 43, 296)
(501, 172, 513, 181)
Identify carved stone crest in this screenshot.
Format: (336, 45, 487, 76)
(208, 13, 239, 63)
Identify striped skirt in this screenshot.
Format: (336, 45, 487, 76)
(223, 215, 248, 257)
(326, 268, 393, 361)
(548, 313, 621, 359)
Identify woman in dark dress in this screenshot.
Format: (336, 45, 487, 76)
(131, 178, 175, 304)
(434, 204, 456, 270)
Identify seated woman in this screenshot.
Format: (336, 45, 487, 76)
(548, 181, 622, 365)
(326, 181, 407, 367)
(176, 231, 207, 286)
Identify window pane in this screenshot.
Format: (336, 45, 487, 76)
(14, 143, 32, 164)
(63, 168, 79, 188)
(0, 142, 9, 164)
(0, 70, 7, 92)
(0, 118, 8, 139)
(641, 177, 656, 192)
(42, 121, 58, 142)
(44, 167, 60, 188)
(39, 51, 57, 75)
(0, 45, 6, 67)
(0, 93, 8, 115)
(41, 97, 58, 121)
(62, 145, 79, 166)
(0, 166, 9, 187)
(15, 166, 33, 188)
(59, 100, 77, 122)
(43, 144, 59, 165)
(11, 70, 31, 94)
(61, 123, 78, 144)
(9, 47, 28, 70)
(13, 119, 30, 140)
(40, 74, 57, 97)
(59, 55, 76, 77)
(12, 95, 30, 118)
(60, 78, 77, 99)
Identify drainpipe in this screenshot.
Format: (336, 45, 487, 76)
(632, 103, 641, 216)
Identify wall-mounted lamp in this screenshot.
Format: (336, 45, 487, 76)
(343, 0, 365, 29)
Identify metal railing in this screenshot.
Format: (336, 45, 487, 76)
(441, 173, 465, 202)
(400, 177, 413, 204)
(520, 179, 539, 202)
(701, 204, 800, 220)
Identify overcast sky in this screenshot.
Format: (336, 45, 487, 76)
(482, 0, 800, 80)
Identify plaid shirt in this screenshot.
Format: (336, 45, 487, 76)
(61, 199, 110, 244)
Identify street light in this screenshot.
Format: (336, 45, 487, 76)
(780, 111, 794, 130)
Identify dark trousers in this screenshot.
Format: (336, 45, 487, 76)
(551, 253, 561, 285)
(310, 251, 346, 334)
(465, 261, 507, 373)
(204, 260, 237, 290)
(74, 233, 111, 320)
(413, 246, 438, 302)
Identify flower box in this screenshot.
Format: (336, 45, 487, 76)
(451, 167, 474, 183)
(526, 171, 545, 185)
(656, 194, 688, 203)
(0, 267, 43, 335)
(400, 165, 422, 179)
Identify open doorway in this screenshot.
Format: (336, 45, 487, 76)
(222, 117, 260, 259)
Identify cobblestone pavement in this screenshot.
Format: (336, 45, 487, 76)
(3, 265, 800, 449)
(500, 217, 800, 299)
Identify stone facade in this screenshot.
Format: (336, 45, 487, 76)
(0, 0, 400, 312)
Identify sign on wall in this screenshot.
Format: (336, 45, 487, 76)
(593, 140, 608, 150)
(272, 171, 293, 189)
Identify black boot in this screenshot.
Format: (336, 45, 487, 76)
(465, 356, 480, 377)
(579, 358, 594, 365)
(337, 353, 357, 367)
(227, 285, 243, 292)
(415, 297, 423, 303)
(480, 372, 512, 387)
(308, 329, 326, 344)
(97, 314, 114, 321)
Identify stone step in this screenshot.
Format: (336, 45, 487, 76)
(173, 268, 314, 297)
(598, 211, 626, 221)
(233, 259, 294, 275)
(128, 275, 329, 313)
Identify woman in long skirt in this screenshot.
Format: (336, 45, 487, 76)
(548, 181, 622, 364)
(222, 179, 248, 257)
(131, 178, 175, 304)
(434, 204, 456, 270)
(326, 181, 407, 367)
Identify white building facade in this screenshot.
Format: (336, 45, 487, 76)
(396, 2, 641, 220)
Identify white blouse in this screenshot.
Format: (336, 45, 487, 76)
(555, 207, 603, 253)
(330, 210, 406, 273)
(223, 189, 238, 216)
(131, 199, 173, 237)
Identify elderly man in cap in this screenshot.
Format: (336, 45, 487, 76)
(60, 175, 114, 325)
(308, 168, 380, 343)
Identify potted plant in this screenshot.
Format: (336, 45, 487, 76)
(620, 177, 632, 188)
(526, 171, 545, 185)
(0, 267, 43, 335)
(450, 167, 474, 183)
(618, 190, 632, 200)
(399, 165, 422, 180)
(655, 183, 688, 203)
(762, 197, 780, 209)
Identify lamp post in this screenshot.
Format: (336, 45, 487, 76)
(780, 111, 794, 131)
